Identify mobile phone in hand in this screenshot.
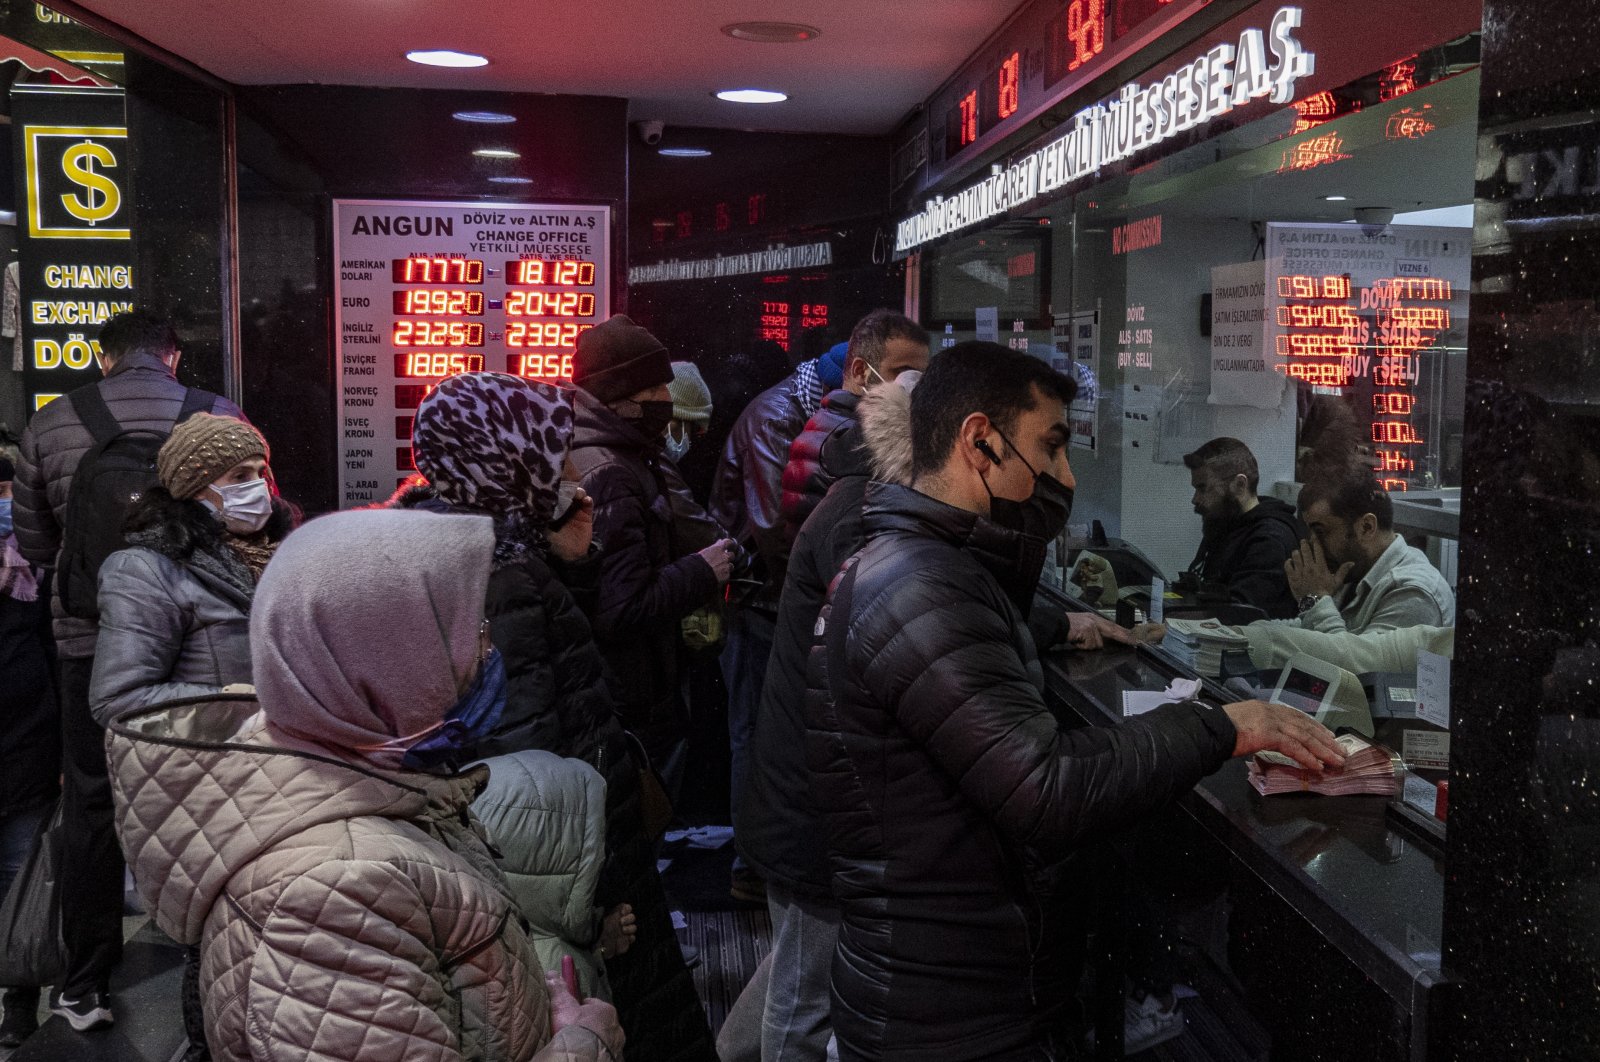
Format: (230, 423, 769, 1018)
(561, 954, 580, 999)
(550, 482, 581, 530)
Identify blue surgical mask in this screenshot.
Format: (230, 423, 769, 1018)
(400, 648, 508, 771)
(664, 422, 693, 463)
(0, 497, 11, 539)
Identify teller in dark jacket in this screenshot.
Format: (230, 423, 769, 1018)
(411, 371, 716, 1062)
(569, 316, 733, 788)
(805, 343, 1345, 1061)
(1180, 437, 1307, 619)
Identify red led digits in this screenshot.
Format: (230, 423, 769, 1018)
(392, 289, 486, 316)
(504, 259, 597, 286)
(504, 291, 597, 318)
(390, 258, 484, 284)
(393, 321, 485, 347)
(1066, 0, 1106, 71)
(958, 91, 979, 147)
(1276, 275, 1351, 299)
(509, 353, 576, 380)
(997, 52, 1020, 120)
(505, 322, 594, 348)
(394, 352, 486, 377)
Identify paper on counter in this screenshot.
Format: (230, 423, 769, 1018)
(1122, 677, 1203, 716)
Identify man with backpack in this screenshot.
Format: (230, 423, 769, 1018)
(13, 311, 242, 1033)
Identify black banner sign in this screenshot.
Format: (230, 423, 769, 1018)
(11, 85, 134, 414)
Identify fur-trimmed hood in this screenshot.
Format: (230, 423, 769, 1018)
(123, 486, 295, 561)
(858, 381, 915, 487)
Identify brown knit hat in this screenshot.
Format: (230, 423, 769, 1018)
(573, 314, 673, 404)
(157, 413, 270, 500)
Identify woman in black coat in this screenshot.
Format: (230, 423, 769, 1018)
(410, 372, 714, 1062)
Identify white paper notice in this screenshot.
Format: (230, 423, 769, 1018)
(1403, 729, 1451, 769)
(975, 306, 999, 342)
(1209, 260, 1279, 409)
(1149, 577, 1165, 625)
(1402, 772, 1438, 816)
(1415, 650, 1451, 729)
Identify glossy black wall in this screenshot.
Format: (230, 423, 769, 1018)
(1445, 0, 1600, 1056)
(234, 87, 629, 513)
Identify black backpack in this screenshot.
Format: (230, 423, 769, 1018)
(57, 384, 215, 620)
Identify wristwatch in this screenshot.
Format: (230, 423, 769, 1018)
(1296, 594, 1322, 617)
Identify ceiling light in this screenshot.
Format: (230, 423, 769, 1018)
(658, 147, 712, 158)
(715, 88, 788, 105)
(473, 148, 520, 159)
(406, 49, 488, 68)
(453, 110, 515, 123)
(721, 22, 821, 43)
(1322, 194, 1348, 201)
(488, 176, 534, 184)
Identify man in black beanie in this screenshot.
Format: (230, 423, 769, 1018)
(569, 315, 736, 796)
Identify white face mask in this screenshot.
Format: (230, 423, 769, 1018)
(893, 369, 923, 394)
(664, 422, 693, 463)
(203, 477, 273, 534)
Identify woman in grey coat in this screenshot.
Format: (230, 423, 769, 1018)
(89, 413, 294, 1062)
(90, 414, 293, 726)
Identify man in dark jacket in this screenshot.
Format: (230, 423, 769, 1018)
(778, 310, 929, 548)
(13, 311, 242, 1032)
(805, 342, 1345, 1061)
(570, 315, 734, 790)
(1181, 436, 1306, 619)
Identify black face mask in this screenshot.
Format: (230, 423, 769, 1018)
(624, 399, 676, 442)
(981, 428, 1075, 540)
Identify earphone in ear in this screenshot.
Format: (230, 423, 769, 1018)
(974, 438, 1002, 466)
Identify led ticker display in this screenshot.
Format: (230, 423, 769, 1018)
(505, 291, 597, 318)
(395, 352, 486, 377)
(391, 257, 485, 284)
(392, 321, 485, 347)
(506, 322, 593, 348)
(335, 199, 610, 509)
(392, 289, 485, 316)
(505, 259, 597, 286)
(510, 352, 576, 379)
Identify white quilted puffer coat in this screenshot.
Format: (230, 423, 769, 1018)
(109, 698, 613, 1062)
(108, 509, 622, 1062)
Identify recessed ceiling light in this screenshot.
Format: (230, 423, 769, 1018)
(721, 21, 821, 43)
(453, 110, 515, 123)
(406, 49, 488, 68)
(488, 176, 534, 184)
(1322, 194, 1349, 201)
(658, 147, 712, 158)
(473, 148, 520, 159)
(715, 88, 788, 105)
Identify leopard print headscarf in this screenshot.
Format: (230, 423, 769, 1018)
(412, 373, 575, 548)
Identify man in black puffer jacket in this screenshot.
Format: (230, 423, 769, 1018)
(778, 310, 928, 548)
(805, 342, 1346, 1062)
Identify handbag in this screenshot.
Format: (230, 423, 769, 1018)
(622, 732, 674, 843)
(0, 800, 67, 987)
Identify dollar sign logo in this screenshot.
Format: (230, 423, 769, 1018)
(60, 141, 120, 226)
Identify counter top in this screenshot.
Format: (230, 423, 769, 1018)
(1038, 623, 1447, 1011)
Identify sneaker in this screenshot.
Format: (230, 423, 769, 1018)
(50, 990, 114, 1033)
(1123, 993, 1184, 1055)
(0, 988, 40, 1047)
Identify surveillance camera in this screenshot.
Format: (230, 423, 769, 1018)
(634, 120, 665, 146)
(1354, 206, 1394, 236)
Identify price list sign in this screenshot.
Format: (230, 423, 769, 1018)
(331, 199, 610, 507)
(1265, 223, 1468, 492)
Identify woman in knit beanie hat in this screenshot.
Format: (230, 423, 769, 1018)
(89, 412, 297, 724)
(411, 372, 715, 1062)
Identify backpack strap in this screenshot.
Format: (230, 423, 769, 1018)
(68, 385, 120, 448)
(175, 388, 217, 425)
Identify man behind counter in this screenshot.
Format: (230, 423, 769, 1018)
(1181, 437, 1306, 618)
(1282, 465, 1455, 633)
